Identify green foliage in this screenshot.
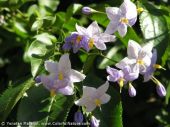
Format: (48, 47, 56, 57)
(0, 78, 34, 122)
(0, 0, 170, 127)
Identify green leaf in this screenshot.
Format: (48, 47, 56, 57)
(98, 46, 120, 69)
(27, 41, 48, 77)
(0, 77, 34, 122)
(31, 20, 43, 31)
(66, 3, 82, 20)
(90, 13, 109, 27)
(34, 33, 56, 45)
(83, 72, 123, 127)
(38, 0, 60, 11)
(17, 85, 75, 126)
(139, 2, 169, 62)
(166, 82, 170, 105)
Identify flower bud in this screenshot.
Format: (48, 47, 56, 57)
(156, 83, 166, 97)
(74, 111, 83, 123)
(82, 7, 93, 15)
(35, 76, 41, 83)
(90, 116, 100, 127)
(128, 83, 136, 97)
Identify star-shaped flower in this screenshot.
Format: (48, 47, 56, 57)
(75, 81, 111, 112)
(38, 54, 86, 96)
(107, 65, 139, 93)
(75, 21, 115, 51)
(116, 40, 153, 74)
(105, 0, 137, 37)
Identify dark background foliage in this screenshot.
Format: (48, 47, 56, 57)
(0, 0, 170, 127)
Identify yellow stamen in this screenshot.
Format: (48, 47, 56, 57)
(58, 72, 64, 80)
(76, 35, 82, 43)
(88, 38, 94, 48)
(137, 7, 144, 14)
(120, 17, 129, 24)
(119, 78, 124, 93)
(153, 64, 166, 70)
(94, 99, 101, 107)
(50, 89, 56, 97)
(137, 59, 144, 65)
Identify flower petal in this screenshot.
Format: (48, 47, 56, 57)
(116, 57, 136, 69)
(97, 81, 109, 97)
(87, 21, 100, 36)
(96, 33, 116, 43)
(44, 60, 58, 73)
(117, 23, 127, 37)
(94, 41, 106, 50)
(70, 69, 86, 82)
(82, 86, 96, 97)
(76, 24, 87, 35)
(58, 83, 74, 95)
(85, 103, 96, 112)
(127, 40, 141, 59)
(120, 0, 137, 19)
(106, 7, 120, 20)
(105, 21, 119, 34)
(100, 94, 111, 104)
(58, 54, 71, 73)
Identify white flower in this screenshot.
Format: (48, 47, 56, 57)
(105, 0, 137, 37)
(75, 81, 111, 112)
(116, 40, 153, 74)
(40, 54, 86, 95)
(75, 21, 115, 51)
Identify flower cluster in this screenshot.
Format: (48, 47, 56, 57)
(107, 40, 166, 97)
(35, 0, 166, 126)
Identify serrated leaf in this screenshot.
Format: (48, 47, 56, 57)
(0, 77, 34, 122)
(17, 85, 75, 126)
(139, 2, 169, 62)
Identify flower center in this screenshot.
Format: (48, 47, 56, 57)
(120, 17, 129, 24)
(76, 35, 83, 43)
(58, 72, 64, 80)
(94, 99, 101, 107)
(119, 78, 124, 88)
(137, 59, 144, 65)
(88, 38, 94, 48)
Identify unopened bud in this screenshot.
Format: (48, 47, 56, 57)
(82, 7, 95, 15)
(74, 111, 83, 123)
(128, 83, 136, 97)
(91, 116, 100, 127)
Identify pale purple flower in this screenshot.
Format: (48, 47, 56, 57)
(105, 0, 137, 37)
(39, 54, 86, 96)
(128, 83, 136, 97)
(75, 21, 115, 51)
(74, 111, 83, 123)
(116, 40, 153, 74)
(90, 116, 100, 127)
(156, 83, 166, 97)
(143, 49, 157, 82)
(106, 65, 139, 92)
(62, 33, 88, 53)
(75, 81, 111, 112)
